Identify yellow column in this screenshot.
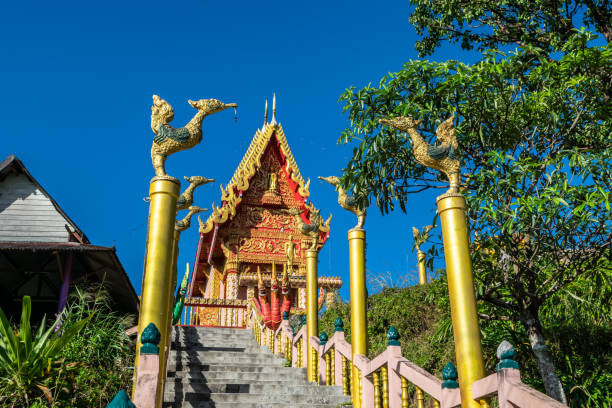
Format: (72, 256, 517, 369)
(134, 176, 179, 405)
(417, 250, 427, 285)
(305, 248, 319, 382)
(348, 228, 367, 408)
(416, 249, 426, 407)
(437, 194, 487, 408)
(159, 229, 181, 400)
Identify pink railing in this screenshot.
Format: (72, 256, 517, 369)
(248, 310, 567, 408)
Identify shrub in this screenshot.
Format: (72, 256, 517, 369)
(0, 285, 135, 407)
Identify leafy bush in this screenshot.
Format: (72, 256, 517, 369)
(0, 296, 89, 407)
(59, 285, 135, 407)
(0, 285, 135, 407)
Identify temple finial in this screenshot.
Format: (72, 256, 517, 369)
(264, 99, 268, 125)
(271, 93, 277, 124)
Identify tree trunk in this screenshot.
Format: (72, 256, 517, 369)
(521, 308, 568, 404)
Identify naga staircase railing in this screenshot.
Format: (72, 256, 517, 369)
(178, 297, 247, 328)
(247, 309, 568, 408)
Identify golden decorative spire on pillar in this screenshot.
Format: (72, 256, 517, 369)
(271, 92, 277, 124)
(150, 95, 237, 177)
(319, 176, 366, 230)
(412, 225, 433, 285)
(379, 116, 459, 195)
(175, 206, 207, 231)
(382, 115, 487, 408)
(264, 99, 269, 125)
(177, 176, 214, 210)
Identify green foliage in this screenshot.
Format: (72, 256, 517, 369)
(408, 0, 612, 57)
(320, 285, 454, 376)
(59, 285, 135, 407)
(337, 5, 611, 402)
(324, 275, 612, 407)
(0, 296, 90, 406)
(0, 286, 135, 407)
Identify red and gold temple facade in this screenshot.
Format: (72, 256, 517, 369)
(185, 119, 342, 328)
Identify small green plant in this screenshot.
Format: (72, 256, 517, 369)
(0, 295, 90, 405)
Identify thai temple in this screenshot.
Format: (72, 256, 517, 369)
(184, 100, 342, 329)
(126, 95, 566, 408)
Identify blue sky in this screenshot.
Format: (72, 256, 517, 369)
(1, 1, 477, 301)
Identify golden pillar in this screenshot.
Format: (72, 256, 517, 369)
(437, 194, 487, 408)
(134, 176, 180, 405)
(305, 248, 319, 383)
(158, 228, 181, 399)
(417, 251, 427, 285)
(349, 228, 367, 408)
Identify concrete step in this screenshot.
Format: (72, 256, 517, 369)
(165, 326, 350, 408)
(168, 355, 287, 366)
(168, 363, 305, 375)
(172, 328, 252, 337)
(168, 370, 307, 382)
(165, 380, 345, 396)
(162, 391, 350, 405)
(163, 402, 349, 408)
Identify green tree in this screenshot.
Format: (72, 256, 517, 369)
(337, 2, 611, 403)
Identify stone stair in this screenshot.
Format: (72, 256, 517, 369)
(163, 326, 350, 408)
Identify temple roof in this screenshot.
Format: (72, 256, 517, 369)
(198, 121, 329, 236)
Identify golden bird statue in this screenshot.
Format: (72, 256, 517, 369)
(177, 176, 215, 211)
(175, 206, 207, 231)
(319, 176, 366, 229)
(412, 225, 433, 253)
(379, 116, 460, 194)
(150, 95, 237, 177)
(285, 208, 324, 250)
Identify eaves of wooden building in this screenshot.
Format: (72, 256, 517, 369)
(0, 154, 138, 322)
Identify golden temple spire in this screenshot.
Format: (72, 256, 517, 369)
(271, 92, 277, 124)
(264, 99, 268, 125)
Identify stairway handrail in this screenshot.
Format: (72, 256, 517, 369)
(472, 366, 568, 408)
(320, 331, 352, 362)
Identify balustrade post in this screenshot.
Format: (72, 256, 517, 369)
(342, 356, 349, 396)
(386, 326, 403, 408)
(355, 355, 374, 408)
(373, 371, 381, 408)
(400, 377, 408, 408)
(333, 317, 345, 388)
(442, 362, 460, 408)
(133, 323, 161, 408)
(381, 365, 389, 408)
(320, 332, 328, 385)
(496, 341, 520, 408)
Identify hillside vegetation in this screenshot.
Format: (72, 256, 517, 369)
(319, 275, 611, 408)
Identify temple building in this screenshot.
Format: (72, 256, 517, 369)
(186, 104, 342, 328)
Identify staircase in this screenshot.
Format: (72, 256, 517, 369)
(163, 326, 350, 408)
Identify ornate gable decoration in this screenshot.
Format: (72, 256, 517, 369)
(198, 123, 327, 235)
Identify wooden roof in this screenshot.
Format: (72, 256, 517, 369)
(0, 154, 88, 243)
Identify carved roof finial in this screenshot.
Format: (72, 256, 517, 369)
(264, 99, 268, 125)
(271, 93, 277, 124)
